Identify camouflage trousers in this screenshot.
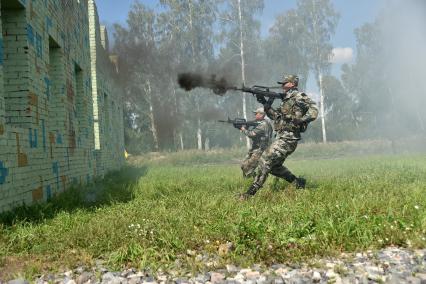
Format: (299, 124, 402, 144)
(249, 137, 298, 194)
(241, 148, 264, 178)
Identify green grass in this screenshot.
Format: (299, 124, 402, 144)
(0, 148, 426, 280)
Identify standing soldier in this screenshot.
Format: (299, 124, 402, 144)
(240, 107, 273, 178)
(241, 75, 318, 199)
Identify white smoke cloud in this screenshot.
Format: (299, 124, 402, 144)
(306, 92, 320, 103)
(379, 0, 426, 133)
(330, 47, 354, 64)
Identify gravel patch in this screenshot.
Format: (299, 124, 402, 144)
(7, 247, 426, 284)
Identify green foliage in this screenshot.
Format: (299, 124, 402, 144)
(315, 75, 357, 141)
(114, 0, 426, 149)
(124, 128, 154, 154)
(297, 0, 340, 75)
(1, 147, 426, 278)
(265, 9, 309, 87)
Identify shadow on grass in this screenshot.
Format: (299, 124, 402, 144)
(0, 165, 148, 227)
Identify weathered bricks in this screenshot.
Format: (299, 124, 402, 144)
(0, 0, 125, 212)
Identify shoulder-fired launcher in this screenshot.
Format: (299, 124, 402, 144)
(231, 85, 284, 100)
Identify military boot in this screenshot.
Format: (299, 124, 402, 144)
(295, 177, 306, 189)
(238, 184, 259, 201)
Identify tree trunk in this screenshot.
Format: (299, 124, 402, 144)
(188, 0, 203, 150)
(236, 109, 243, 143)
(146, 79, 160, 151)
(171, 78, 184, 150)
(204, 137, 210, 151)
(311, 0, 327, 143)
(416, 106, 425, 132)
(319, 73, 327, 143)
(197, 110, 202, 150)
(237, 0, 250, 149)
(179, 133, 184, 151)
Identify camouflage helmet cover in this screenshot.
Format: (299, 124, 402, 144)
(277, 74, 299, 85)
(253, 107, 265, 114)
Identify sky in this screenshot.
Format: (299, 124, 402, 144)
(96, 0, 385, 93)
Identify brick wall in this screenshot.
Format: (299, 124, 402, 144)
(0, 0, 125, 212)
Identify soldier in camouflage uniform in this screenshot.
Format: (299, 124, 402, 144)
(241, 75, 318, 199)
(240, 107, 273, 178)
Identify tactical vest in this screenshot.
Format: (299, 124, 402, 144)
(252, 120, 273, 150)
(274, 90, 309, 134)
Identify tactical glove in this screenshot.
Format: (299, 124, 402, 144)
(256, 94, 267, 104)
(265, 97, 274, 107)
(263, 97, 274, 111)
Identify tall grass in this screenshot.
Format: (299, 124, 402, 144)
(0, 148, 425, 280)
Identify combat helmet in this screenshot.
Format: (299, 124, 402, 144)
(277, 74, 299, 85)
(252, 107, 265, 114)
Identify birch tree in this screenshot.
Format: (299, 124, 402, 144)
(159, 0, 218, 150)
(297, 0, 339, 143)
(114, 3, 164, 151)
(265, 9, 310, 88)
(219, 0, 264, 149)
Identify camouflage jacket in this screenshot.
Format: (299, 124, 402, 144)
(266, 88, 318, 139)
(242, 119, 273, 150)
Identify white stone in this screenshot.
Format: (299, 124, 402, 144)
(312, 271, 321, 282)
(210, 272, 225, 283)
(64, 271, 73, 278)
(240, 269, 252, 274)
(326, 270, 337, 279)
(245, 271, 260, 279)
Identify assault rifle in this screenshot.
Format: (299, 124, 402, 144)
(218, 117, 259, 130)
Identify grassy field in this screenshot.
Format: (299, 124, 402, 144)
(1, 143, 426, 279)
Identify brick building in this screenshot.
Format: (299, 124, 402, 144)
(0, 0, 125, 212)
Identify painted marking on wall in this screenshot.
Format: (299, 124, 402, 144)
(28, 92, 39, 123)
(45, 16, 52, 33)
(27, 24, 34, 45)
(32, 186, 43, 202)
(46, 185, 52, 200)
(0, 161, 9, 185)
(35, 32, 43, 58)
(56, 132, 62, 144)
(29, 128, 38, 148)
(52, 162, 59, 190)
(16, 133, 28, 167)
(44, 77, 51, 100)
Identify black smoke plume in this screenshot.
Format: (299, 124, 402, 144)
(177, 72, 235, 95)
